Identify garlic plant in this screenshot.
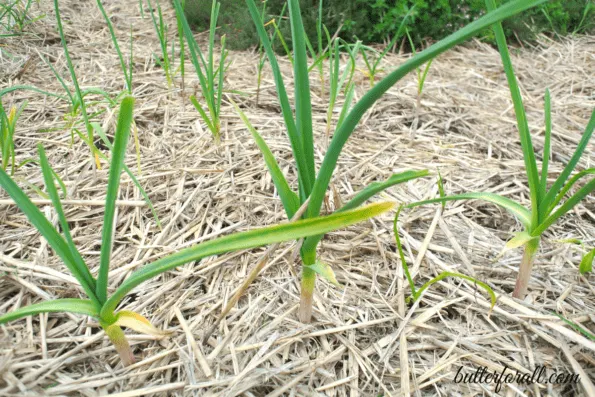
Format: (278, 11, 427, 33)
(242, 0, 546, 322)
(0, 97, 395, 365)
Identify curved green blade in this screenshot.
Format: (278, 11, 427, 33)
(233, 100, 299, 219)
(547, 168, 595, 215)
(393, 205, 416, 293)
(406, 192, 532, 229)
(486, 0, 540, 229)
(0, 299, 98, 324)
(0, 168, 100, 308)
(190, 95, 216, 136)
(96, 0, 132, 92)
(101, 201, 395, 317)
(541, 108, 595, 214)
(540, 88, 552, 200)
(96, 96, 135, 303)
(533, 178, 595, 236)
(38, 144, 95, 291)
(302, 170, 429, 253)
(54, 0, 93, 141)
(0, 85, 67, 101)
(245, 0, 312, 200)
(91, 122, 161, 228)
(288, 0, 315, 199)
(415, 272, 497, 311)
(172, 0, 218, 132)
(306, 0, 546, 222)
(342, 170, 430, 212)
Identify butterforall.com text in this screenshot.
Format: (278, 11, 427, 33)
(454, 365, 580, 393)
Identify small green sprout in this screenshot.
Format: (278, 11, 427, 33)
(173, 0, 228, 141)
(393, 206, 497, 311)
(53, 0, 100, 168)
(0, 0, 43, 36)
(0, 100, 27, 175)
(146, 0, 175, 89)
(358, 7, 414, 87)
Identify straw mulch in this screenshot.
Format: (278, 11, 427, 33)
(0, 1, 594, 396)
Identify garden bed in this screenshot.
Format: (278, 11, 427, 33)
(0, 0, 594, 395)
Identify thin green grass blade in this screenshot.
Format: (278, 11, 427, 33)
(129, 26, 134, 91)
(326, 39, 340, 133)
(374, 6, 415, 70)
(307, 0, 547, 222)
(437, 170, 446, 209)
(316, 0, 323, 57)
(245, 0, 310, 203)
(0, 168, 100, 308)
(418, 59, 433, 95)
(288, 0, 315, 199)
(393, 205, 416, 294)
(172, 0, 209, 84)
(336, 83, 355, 131)
(406, 192, 532, 229)
(172, 0, 217, 131)
(0, 103, 6, 156)
(342, 41, 360, 87)
(0, 103, 11, 173)
(0, 299, 98, 324)
(533, 178, 595, 236)
(360, 46, 372, 74)
(329, 40, 359, 133)
(101, 202, 396, 316)
(90, 123, 161, 228)
(0, 85, 67, 101)
(539, 88, 552, 202)
(176, 0, 185, 81)
(547, 168, 595, 214)
(18, 158, 68, 199)
(541, 108, 595, 213)
(270, 20, 293, 64)
(216, 35, 226, 123)
(302, 170, 429, 254)
(414, 272, 497, 310)
(38, 144, 95, 290)
(41, 56, 75, 104)
(232, 100, 299, 218)
(329, 39, 340, 100)
(207, 1, 219, 92)
(190, 95, 216, 136)
(96, 0, 131, 92)
(553, 312, 595, 341)
(170, 20, 176, 73)
(304, 29, 316, 61)
(147, 0, 171, 85)
(486, 0, 540, 230)
(96, 96, 135, 303)
(74, 88, 115, 110)
(342, 170, 430, 213)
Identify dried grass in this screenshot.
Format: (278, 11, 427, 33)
(0, 0, 593, 395)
